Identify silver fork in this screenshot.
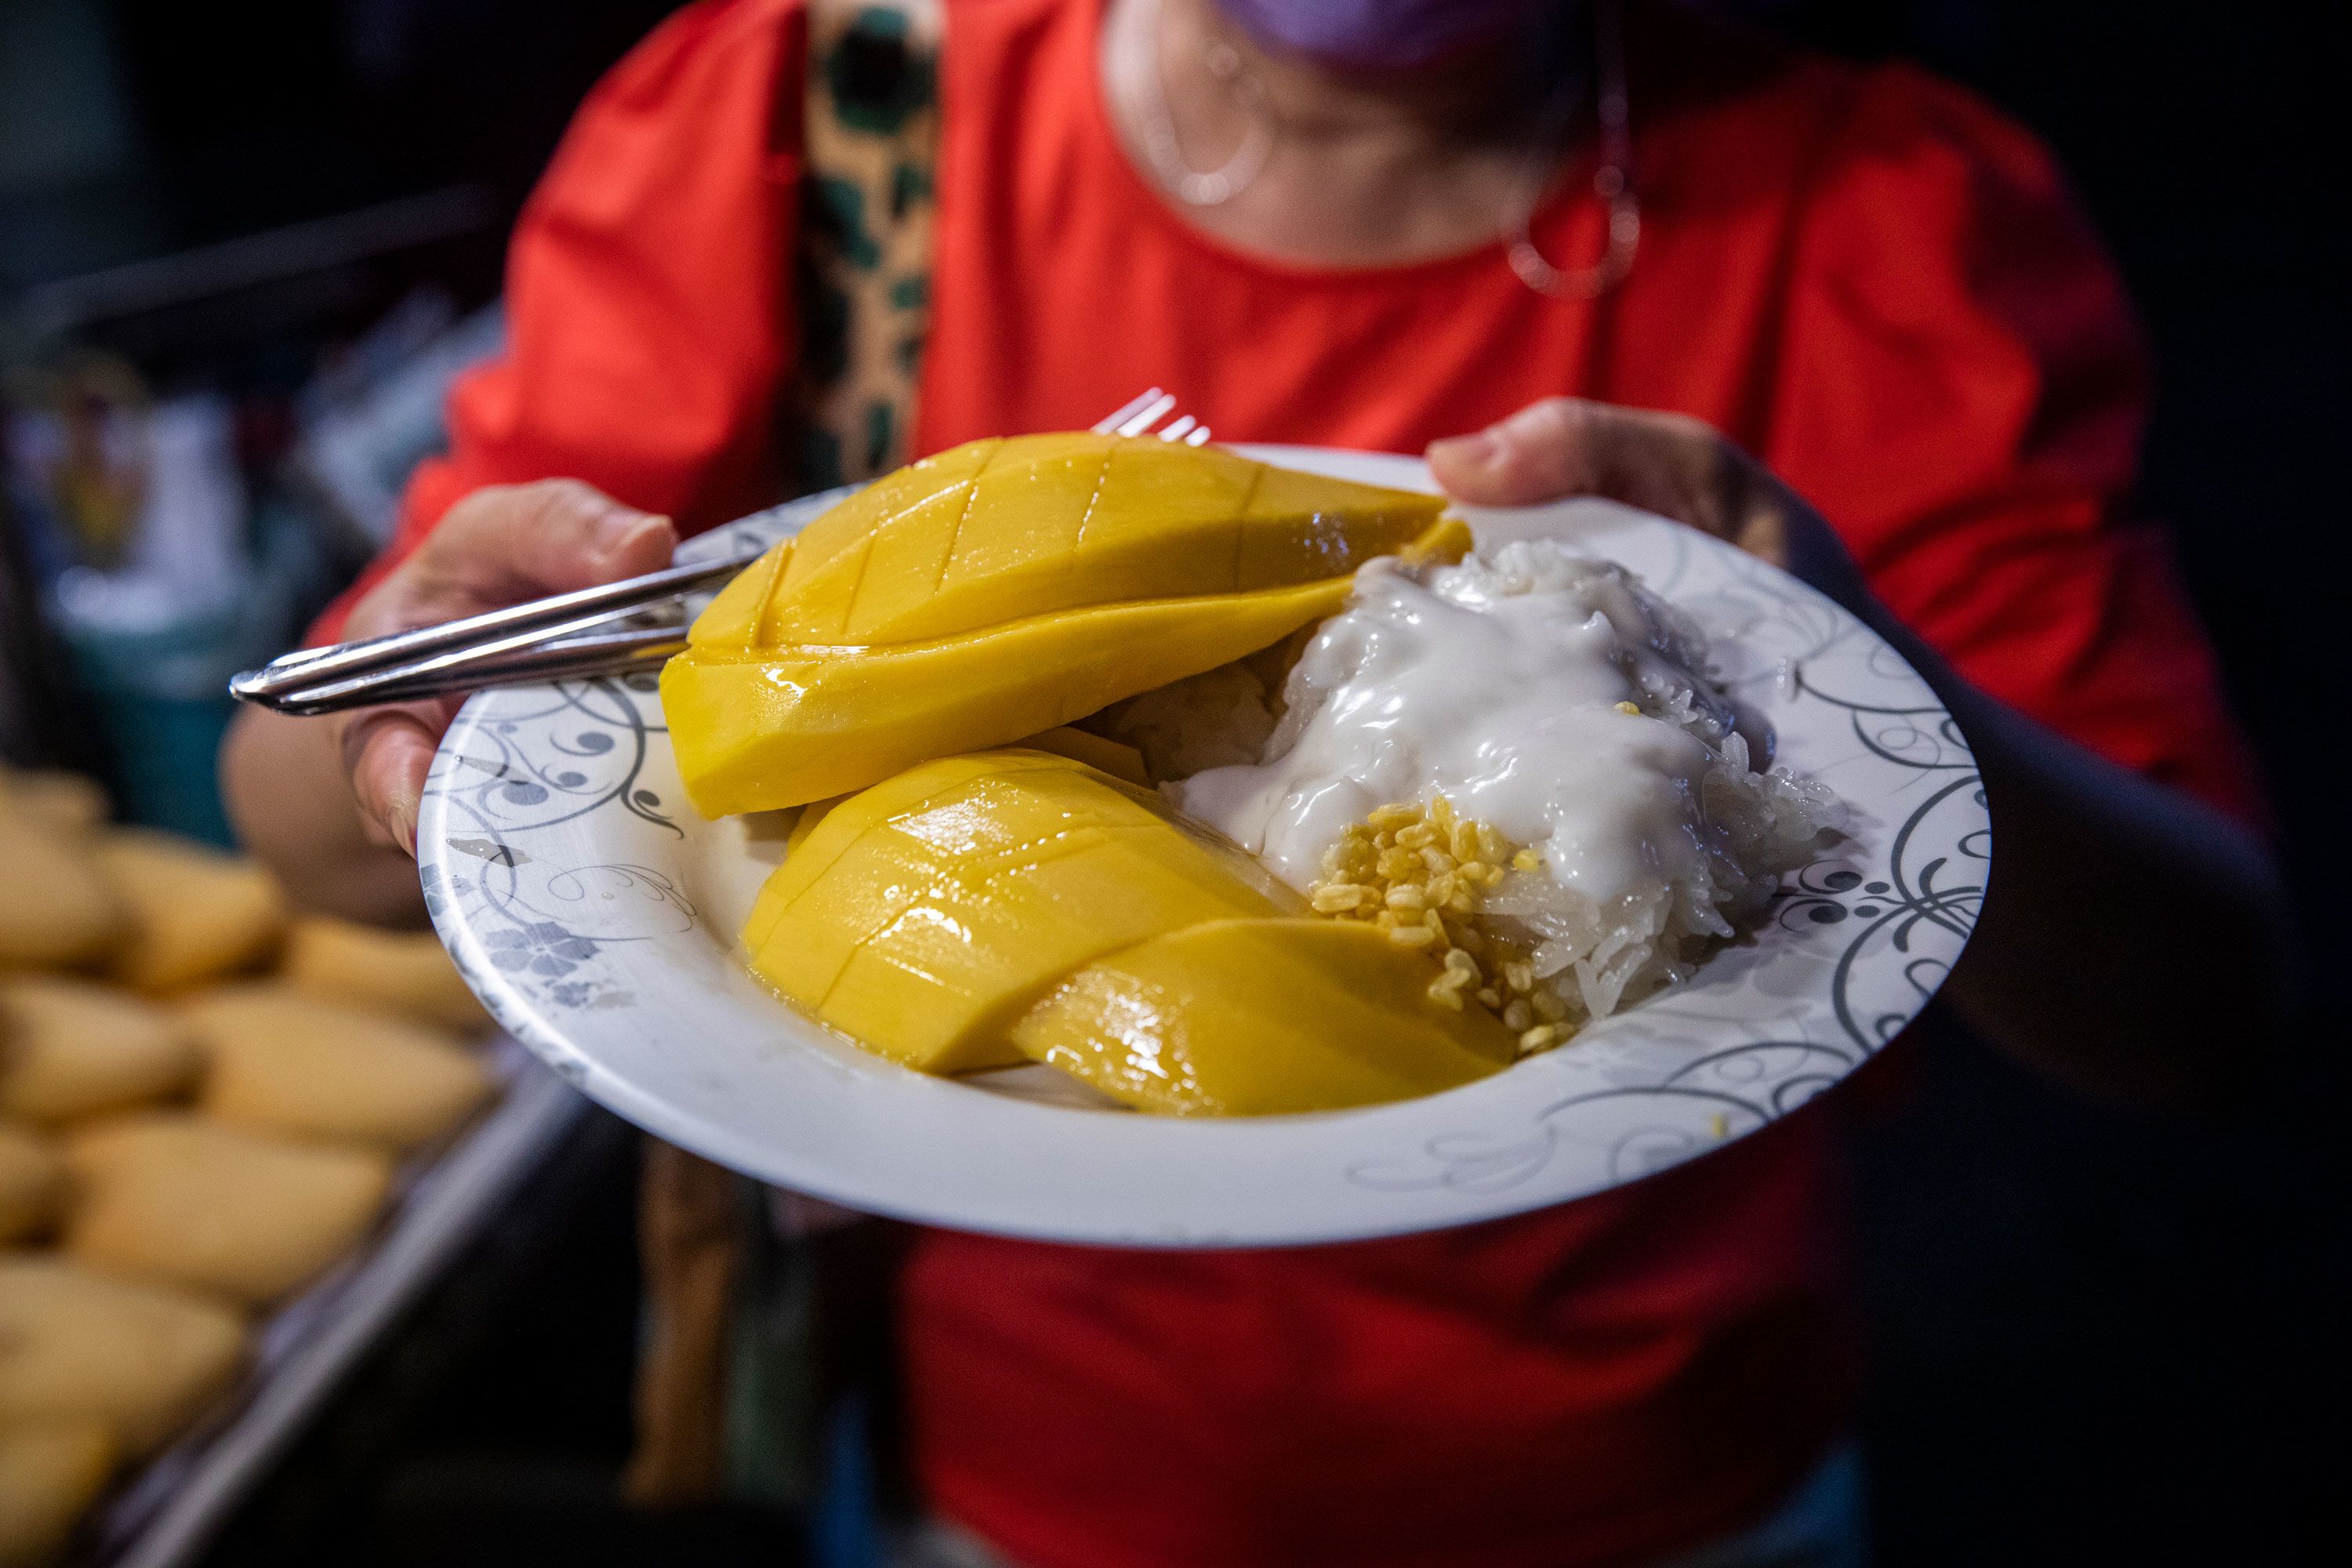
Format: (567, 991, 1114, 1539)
(229, 391, 1209, 715)
(1095, 387, 1213, 445)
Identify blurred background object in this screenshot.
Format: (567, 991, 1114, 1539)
(2, 2, 2343, 1565)
(0, 0, 660, 841)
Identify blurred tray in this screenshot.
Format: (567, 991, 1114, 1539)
(82, 1041, 590, 1568)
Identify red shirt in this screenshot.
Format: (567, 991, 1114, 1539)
(348, 2, 2258, 1563)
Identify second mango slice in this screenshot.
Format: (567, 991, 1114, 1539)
(1010, 919, 1516, 1116)
(742, 752, 1298, 1073)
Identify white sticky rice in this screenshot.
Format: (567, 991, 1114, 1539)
(1097, 539, 1842, 1036)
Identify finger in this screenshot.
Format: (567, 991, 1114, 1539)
(1428, 397, 1745, 534)
(412, 478, 678, 607)
(339, 703, 449, 856)
(1429, 397, 1846, 595)
(1428, 398, 1610, 506)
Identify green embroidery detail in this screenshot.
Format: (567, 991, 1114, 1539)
(811, 176, 881, 271)
(826, 9, 937, 136)
(889, 162, 933, 219)
(801, 264, 852, 386)
(788, 0, 939, 492)
(800, 426, 846, 492)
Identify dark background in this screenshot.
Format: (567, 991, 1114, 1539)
(3, 1, 2344, 1562)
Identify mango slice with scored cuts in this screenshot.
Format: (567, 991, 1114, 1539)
(706, 432, 1444, 649)
(1010, 918, 1516, 1116)
(664, 433, 1457, 816)
(741, 751, 1299, 1074)
(1010, 726, 1150, 786)
(666, 577, 1354, 814)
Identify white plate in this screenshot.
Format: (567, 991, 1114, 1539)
(417, 447, 1986, 1247)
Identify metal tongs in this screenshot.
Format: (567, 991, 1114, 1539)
(227, 555, 752, 716)
(228, 390, 1210, 717)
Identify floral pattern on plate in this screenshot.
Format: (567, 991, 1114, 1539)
(419, 450, 1984, 1246)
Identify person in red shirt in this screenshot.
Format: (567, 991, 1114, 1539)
(223, 2, 2289, 1563)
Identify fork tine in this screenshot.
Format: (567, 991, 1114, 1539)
(1092, 387, 1166, 434)
(1155, 413, 1197, 441)
(1116, 391, 1178, 437)
(1184, 425, 1212, 445)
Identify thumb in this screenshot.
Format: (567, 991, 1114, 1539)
(1428, 397, 1777, 545)
(1426, 398, 1615, 508)
(411, 478, 678, 608)
(339, 701, 452, 857)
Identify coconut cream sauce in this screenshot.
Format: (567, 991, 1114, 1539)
(1174, 547, 1758, 902)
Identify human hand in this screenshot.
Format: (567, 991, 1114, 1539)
(1429, 401, 2292, 1112)
(332, 480, 676, 856)
(1425, 397, 1875, 616)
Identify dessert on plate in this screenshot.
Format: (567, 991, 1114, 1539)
(661, 434, 1839, 1116)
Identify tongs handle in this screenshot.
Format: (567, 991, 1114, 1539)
(230, 552, 754, 716)
(247, 625, 692, 716)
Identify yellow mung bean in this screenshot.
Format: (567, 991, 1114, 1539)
(1302, 795, 1581, 1053)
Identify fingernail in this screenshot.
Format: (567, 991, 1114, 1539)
(387, 794, 419, 858)
(591, 507, 660, 557)
(1428, 429, 1504, 469)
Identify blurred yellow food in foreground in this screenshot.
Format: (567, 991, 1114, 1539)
(281, 916, 492, 1034)
(0, 1122, 64, 1243)
(0, 1257, 245, 1456)
(743, 751, 1296, 1073)
(665, 433, 1454, 815)
(0, 776, 507, 1559)
(94, 830, 287, 994)
(1011, 918, 1514, 1116)
(0, 768, 109, 836)
(0, 811, 121, 970)
(0, 977, 198, 1127)
(0, 1421, 115, 1568)
(62, 1114, 390, 1308)
(183, 985, 493, 1149)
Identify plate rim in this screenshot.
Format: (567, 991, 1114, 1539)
(416, 444, 1986, 1246)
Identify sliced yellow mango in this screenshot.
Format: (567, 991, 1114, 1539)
(755, 752, 1031, 922)
(1011, 918, 1515, 1116)
(663, 575, 1351, 815)
(742, 790, 854, 957)
(668, 436, 1460, 818)
(744, 752, 1298, 1073)
(742, 434, 1441, 647)
(1011, 727, 1149, 786)
(783, 797, 843, 855)
(746, 437, 1007, 646)
(688, 537, 794, 652)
